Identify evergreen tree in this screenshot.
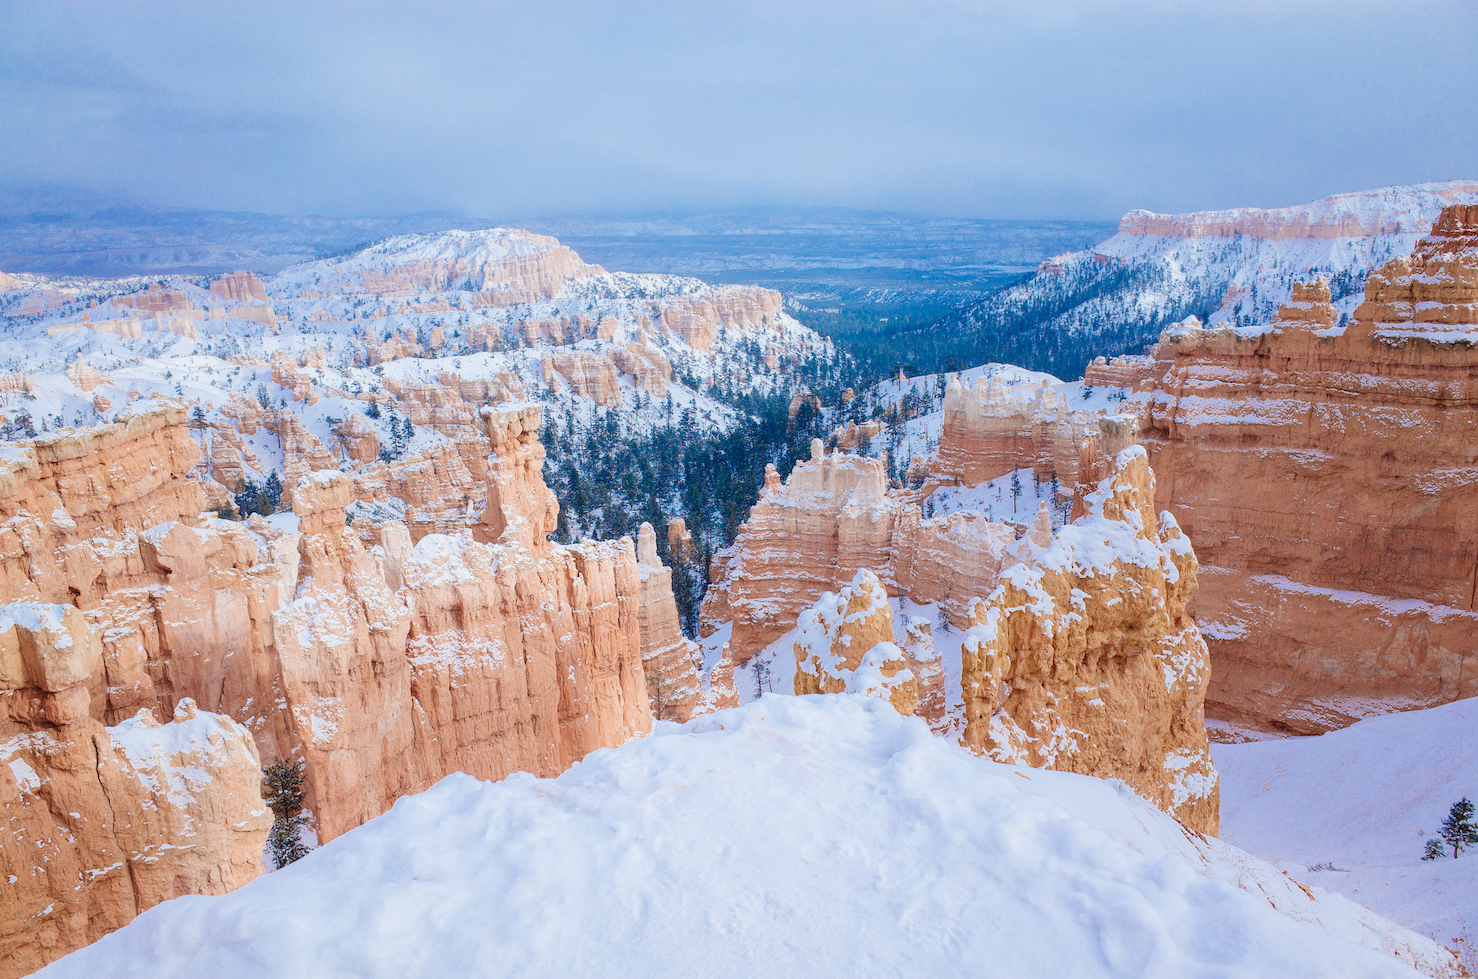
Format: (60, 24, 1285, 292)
(262, 759, 312, 868)
(263, 471, 284, 513)
(1438, 798, 1478, 858)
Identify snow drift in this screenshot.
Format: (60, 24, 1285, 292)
(1217, 697, 1478, 966)
(40, 696, 1460, 978)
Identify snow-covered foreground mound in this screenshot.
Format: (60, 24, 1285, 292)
(1217, 698, 1478, 966)
(43, 697, 1457, 978)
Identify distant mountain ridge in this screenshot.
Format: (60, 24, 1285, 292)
(890, 181, 1478, 380)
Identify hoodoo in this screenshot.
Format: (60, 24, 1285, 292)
(701, 405, 1219, 834)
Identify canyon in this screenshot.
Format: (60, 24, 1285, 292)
(701, 393, 1219, 834)
(8, 195, 1478, 973)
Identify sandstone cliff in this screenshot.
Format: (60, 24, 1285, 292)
(1, 603, 269, 979)
(933, 375, 1098, 488)
(701, 439, 1017, 662)
(701, 404, 1217, 834)
(792, 569, 919, 717)
(1135, 205, 1478, 733)
(635, 523, 702, 722)
(0, 399, 678, 969)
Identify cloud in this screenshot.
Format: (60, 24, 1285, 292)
(2, 0, 1474, 220)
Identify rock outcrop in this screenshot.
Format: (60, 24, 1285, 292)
(209, 271, 270, 303)
(933, 375, 1097, 488)
(701, 439, 1017, 662)
(1118, 182, 1478, 240)
(0, 398, 678, 968)
(634, 523, 702, 721)
(958, 445, 1218, 834)
(0, 601, 270, 979)
(1135, 205, 1478, 733)
(792, 570, 919, 717)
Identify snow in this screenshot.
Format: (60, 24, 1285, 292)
(926, 466, 1066, 524)
(38, 695, 1456, 978)
(1217, 697, 1478, 970)
(0, 601, 72, 641)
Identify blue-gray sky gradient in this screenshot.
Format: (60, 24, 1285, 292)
(3, 0, 1475, 220)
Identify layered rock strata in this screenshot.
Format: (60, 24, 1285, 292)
(0, 399, 677, 967)
(792, 569, 920, 718)
(933, 375, 1099, 488)
(1135, 205, 1478, 732)
(1, 603, 270, 979)
(634, 523, 702, 722)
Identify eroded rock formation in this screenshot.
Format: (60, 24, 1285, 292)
(1, 601, 270, 979)
(933, 375, 1098, 488)
(792, 570, 919, 717)
(635, 523, 702, 722)
(958, 446, 1218, 834)
(1134, 205, 1478, 733)
(701, 439, 1016, 662)
(0, 398, 679, 969)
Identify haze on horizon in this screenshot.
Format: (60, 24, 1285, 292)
(3, 0, 1476, 224)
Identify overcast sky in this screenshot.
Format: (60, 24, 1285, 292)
(3, 1, 1475, 221)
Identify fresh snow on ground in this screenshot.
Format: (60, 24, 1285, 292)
(1216, 698, 1478, 968)
(41, 696, 1459, 978)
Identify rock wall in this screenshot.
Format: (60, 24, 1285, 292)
(0, 602, 270, 979)
(933, 375, 1097, 488)
(1117, 182, 1478, 240)
(0, 399, 677, 968)
(792, 569, 920, 718)
(210, 271, 270, 302)
(958, 446, 1218, 835)
(634, 523, 702, 722)
(1135, 205, 1478, 733)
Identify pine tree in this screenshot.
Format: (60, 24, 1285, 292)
(1423, 838, 1446, 861)
(262, 759, 312, 869)
(1438, 798, 1478, 858)
(263, 471, 283, 513)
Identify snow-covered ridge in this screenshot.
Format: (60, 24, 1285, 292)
(925, 181, 1478, 380)
(1117, 181, 1478, 240)
(36, 696, 1463, 978)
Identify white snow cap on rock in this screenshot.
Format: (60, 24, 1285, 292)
(39, 696, 1462, 978)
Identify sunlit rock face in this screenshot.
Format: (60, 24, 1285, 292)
(276, 404, 654, 842)
(0, 399, 682, 971)
(958, 446, 1218, 835)
(700, 440, 1018, 664)
(1135, 205, 1478, 734)
(792, 569, 920, 718)
(933, 375, 1099, 488)
(0, 599, 269, 979)
(701, 411, 1216, 834)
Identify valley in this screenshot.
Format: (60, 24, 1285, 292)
(2, 184, 1476, 977)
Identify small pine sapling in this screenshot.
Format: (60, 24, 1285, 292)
(1423, 838, 1446, 861)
